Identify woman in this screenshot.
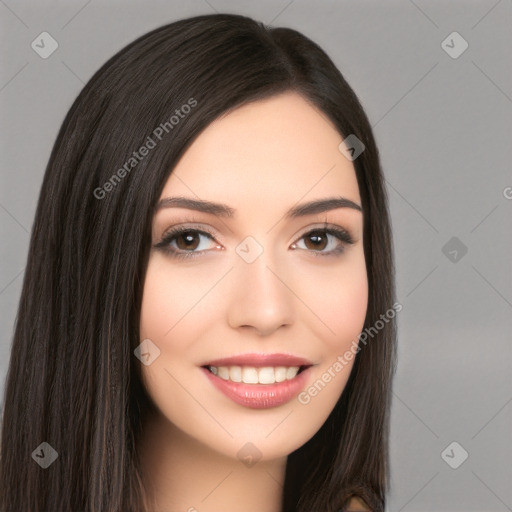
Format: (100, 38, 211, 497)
(0, 13, 397, 512)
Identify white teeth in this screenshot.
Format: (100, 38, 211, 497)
(274, 367, 287, 382)
(286, 366, 299, 380)
(242, 367, 259, 384)
(229, 366, 242, 383)
(217, 366, 229, 380)
(208, 365, 302, 384)
(258, 367, 275, 384)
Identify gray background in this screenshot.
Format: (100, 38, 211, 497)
(1, 1, 511, 510)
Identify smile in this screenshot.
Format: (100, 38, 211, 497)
(200, 353, 314, 409)
(206, 364, 306, 384)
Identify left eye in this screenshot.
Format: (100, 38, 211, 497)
(292, 228, 353, 256)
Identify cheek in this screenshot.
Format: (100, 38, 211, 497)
(297, 250, 368, 352)
(329, 268, 368, 349)
(292, 264, 367, 440)
(138, 255, 223, 390)
(138, 258, 208, 423)
(140, 259, 172, 341)
(138, 258, 197, 394)
(139, 257, 213, 342)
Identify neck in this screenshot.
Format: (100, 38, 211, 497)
(138, 410, 287, 512)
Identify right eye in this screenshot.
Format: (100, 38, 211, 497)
(154, 227, 222, 259)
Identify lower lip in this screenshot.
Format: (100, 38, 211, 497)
(201, 367, 311, 409)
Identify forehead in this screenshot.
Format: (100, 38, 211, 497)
(160, 91, 361, 214)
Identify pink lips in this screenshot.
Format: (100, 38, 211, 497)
(200, 352, 314, 409)
(202, 352, 313, 368)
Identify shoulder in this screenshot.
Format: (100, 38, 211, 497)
(344, 495, 372, 511)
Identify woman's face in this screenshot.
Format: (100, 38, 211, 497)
(139, 91, 368, 462)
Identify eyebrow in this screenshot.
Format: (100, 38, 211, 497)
(155, 195, 362, 218)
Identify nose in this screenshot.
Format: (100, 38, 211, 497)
(226, 251, 294, 336)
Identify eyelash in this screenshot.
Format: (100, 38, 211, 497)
(154, 222, 355, 260)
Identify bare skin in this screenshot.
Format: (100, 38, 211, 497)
(138, 91, 368, 512)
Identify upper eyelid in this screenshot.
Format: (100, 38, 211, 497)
(161, 223, 216, 238)
(157, 217, 217, 240)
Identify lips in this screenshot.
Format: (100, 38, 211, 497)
(200, 353, 314, 409)
(201, 352, 314, 368)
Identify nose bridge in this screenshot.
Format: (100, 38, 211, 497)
(227, 239, 294, 334)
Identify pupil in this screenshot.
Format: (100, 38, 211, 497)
(178, 232, 199, 250)
(307, 232, 326, 250)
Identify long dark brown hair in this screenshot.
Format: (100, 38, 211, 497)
(0, 13, 396, 512)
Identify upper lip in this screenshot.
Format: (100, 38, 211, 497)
(201, 353, 314, 368)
